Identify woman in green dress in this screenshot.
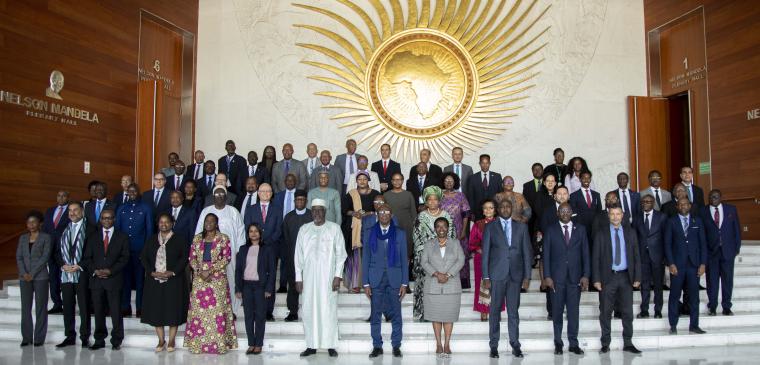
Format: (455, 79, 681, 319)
(412, 186, 455, 321)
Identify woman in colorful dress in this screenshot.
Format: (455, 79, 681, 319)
(184, 213, 237, 354)
(341, 172, 380, 292)
(440, 172, 471, 289)
(412, 186, 455, 321)
(468, 200, 504, 321)
(493, 176, 532, 224)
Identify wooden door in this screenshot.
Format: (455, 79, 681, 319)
(627, 96, 670, 191)
(136, 79, 164, 191)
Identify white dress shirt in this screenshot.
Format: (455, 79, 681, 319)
(710, 204, 724, 228)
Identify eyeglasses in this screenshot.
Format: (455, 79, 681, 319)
(377, 210, 391, 215)
(373, 200, 385, 204)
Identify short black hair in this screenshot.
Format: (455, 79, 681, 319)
(156, 211, 174, 224)
(26, 210, 44, 222)
(531, 162, 543, 169)
(648, 169, 662, 178)
(434, 217, 450, 229)
(479, 154, 491, 161)
(553, 148, 564, 156)
(441, 172, 461, 190)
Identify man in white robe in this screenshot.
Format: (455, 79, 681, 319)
(195, 186, 246, 314)
(295, 198, 347, 357)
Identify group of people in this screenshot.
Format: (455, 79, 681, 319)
(16, 140, 742, 358)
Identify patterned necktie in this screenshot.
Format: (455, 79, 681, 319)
(173, 207, 179, 220)
(614, 228, 622, 266)
(687, 185, 693, 202)
(585, 189, 592, 208)
(53, 206, 63, 228)
(103, 230, 110, 253)
(176, 176, 181, 189)
(418, 177, 423, 191)
(349, 156, 355, 174)
(249, 165, 254, 177)
(563, 224, 570, 246)
(682, 217, 689, 236)
(482, 173, 488, 189)
(714, 207, 720, 228)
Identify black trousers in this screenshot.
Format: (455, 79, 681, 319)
(91, 286, 124, 346)
(286, 278, 300, 315)
(242, 281, 267, 347)
(707, 250, 735, 311)
(61, 282, 91, 342)
(640, 249, 664, 313)
(551, 281, 581, 347)
(598, 271, 634, 347)
(48, 257, 63, 309)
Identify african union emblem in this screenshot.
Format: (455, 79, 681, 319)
(295, 0, 549, 160)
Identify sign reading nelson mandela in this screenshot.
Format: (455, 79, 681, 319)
(0, 70, 100, 126)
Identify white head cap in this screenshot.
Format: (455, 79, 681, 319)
(311, 198, 326, 207)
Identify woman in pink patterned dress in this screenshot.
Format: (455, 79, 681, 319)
(184, 213, 237, 354)
(468, 200, 504, 321)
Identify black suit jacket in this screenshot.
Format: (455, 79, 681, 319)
(405, 174, 441, 207)
(43, 205, 71, 251)
(166, 173, 188, 192)
(235, 244, 276, 294)
(84, 199, 116, 230)
(371, 159, 401, 190)
(186, 162, 206, 181)
(142, 189, 172, 218)
(196, 174, 218, 197)
(113, 191, 129, 211)
(633, 209, 667, 265)
(466, 171, 502, 219)
(522, 179, 543, 208)
(591, 224, 641, 286)
(569, 188, 603, 234)
(81, 229, 130, 290)
(240, 164, 268, 191)
(683, 184, 705, 207)
(218, 154, 247, 194)
(407, 163, 443, 183)
(172, 206, 198, 245)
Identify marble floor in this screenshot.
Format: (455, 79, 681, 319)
(5, 342, 760, 365)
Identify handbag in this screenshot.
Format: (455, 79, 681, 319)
(478, 281, 491, 306)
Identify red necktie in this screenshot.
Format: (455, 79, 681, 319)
(383, 160, 387, 174)
(714, 208, 720, 228)
(563, 225, 570, 246)
(482, 174, 488, 189)
(585, 189, 592, 208)
(262, 204, 267, 224)
(103, 230, 110, 253)
(53, 206, 63, 228)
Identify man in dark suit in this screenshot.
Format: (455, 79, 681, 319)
(591, 206, 642, 354)
(187, 150, 206, 181)
(443, 146, 473, 194)
(569, 171, 602, 245)
(113, 175, 133, 210)
(634, 194, 667, 319)
(405, 162, 440, 209)
(612, 172, 640, 223)
(169, 190, 197, 243)
(591, 193, 631, 247)
(142, 172, 172, 219)
(537, 186, 571, 319)
(235, 176, 259, 219)
(218, 140, 247, 195)
(543, 203, 589, 355)
(406, 148, 443, 185)
(482, 199, 532, 358)
(679, 166, 705, 207)
(664, 198, 707, 334)
(81, 209, 129, 350)
(166, 160, 188, 192)
(84, 182, 116, 231)
(522, 163, 544, 208)
(43, 190, 71, 314)
(703, 189, 742, 316)
(243, 151, 269, 188)
(202, 173, 238, 207)
(243, 183, 283, 321)
(282, 190, 313, 322)
(196, 160, 217, 197)
(466, 154, 502, 220)
(371, 143, 401, 193)
(362, 205, 408, 358)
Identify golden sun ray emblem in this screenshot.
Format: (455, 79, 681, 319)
(294, 0, 550, 161)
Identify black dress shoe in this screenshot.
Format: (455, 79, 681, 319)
(520, 288, 527, 293)
(637, 311, 649, 319)
(284, 314, 298, 322)
(81, 340, 90, 348)
(369, 348, 383, 358)
(599, 345, 610, 353)
(623, 345, 642, 354)
(48, 307, 63, 314)
(568, 346, 584, 355)
(392, 347, 402, 357)
(112, 344, 121, 350)
(89, 343, 105, 350)
(723, 309, 734, 316)
(20, 342, 30, 347)
(546, 314, 553, 321)
(277, 287, 288, 293)
(122, 309, 132, 318)
(55, 339, 75, 348)
(266, 314, 275, 322)
(654, 311, 663, 318)
(511, 348, 524, 358)
(554, 345, 563, 355)
(689, 327, 706, 334)
(136, 310, 142, 318)
(328, 348, 338, 357)
(33, 343, 44, 347)
(489, 348, 499, 358)
(300, 348, 317, 357)
(669, 327, 677, 334)
(708, 309, 717, 316)
(246, 348, 255, 355)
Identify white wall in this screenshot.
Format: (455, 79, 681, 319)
(195, 0, 646, 193)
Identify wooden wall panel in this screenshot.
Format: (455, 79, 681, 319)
(628, 96, 670, 191)
(644, 0, 760, 238)
(0, 1, 198, 247)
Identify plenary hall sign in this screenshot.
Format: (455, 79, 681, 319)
(0, 70, 100, 126)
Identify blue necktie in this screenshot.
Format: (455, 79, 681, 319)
(682, 217, 689, 236)
(285, 160, 290, 175)
(687, 185, 693, 202)
(503, 220, 511, 247)
(285, 191, 293, 216)
(95, 200, 102, 221)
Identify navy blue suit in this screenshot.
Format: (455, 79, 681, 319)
(612, 189, 641, 222)
(543, 222, 590, 348)
(115, 200, 154, 312)
(113, 191, 129, 212)
(664, 214, 707, 329)
(171, 205, 197, 247)
(43, 204, 70, 309)
(633, 209, 667, 314)
(84, 199, 116, 231)
(141, 188, 172, 220)
(569, 188, 602, 245)
(235, 244, 276, 347)
(243, 202, 283, 317)
(466, 171, 502, 220)
(702, 204, 741, 311)
(218, 154, 247, 195)
(166, 173, 188, 192)
(362, 223, 409, 349)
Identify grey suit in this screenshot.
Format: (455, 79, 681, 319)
(482, 218, 532, 351)
(421, 238, 465, 322)
(307, 165, 344, 192)
(302, 157, 320, 179)
(16, 232, 52, 344)
(443, 163, 473, 194)
(271, 159, 308, 192)
(334, 153, 359, 192)
(640, 187, 671, 211)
